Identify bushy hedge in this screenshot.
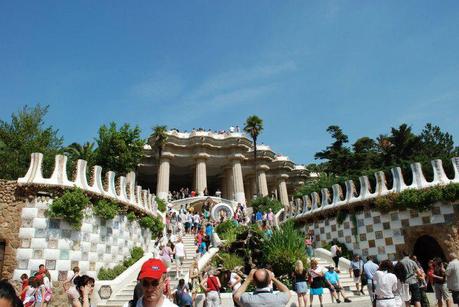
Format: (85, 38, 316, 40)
(373, 183, 459, 213)
(93, 199, 119, 220)
(98, 247, 144, 280)
(212, 252, 244, 271)
(262, 221, 308, 277)
(139, 216, 164, 239)
(46, 189, 91, 229)
(127, 211, 136, 222)
(250, 197, 283, 214)
(155, 197, 166, 212)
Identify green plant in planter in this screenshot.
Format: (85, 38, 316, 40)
(139, 216, 164, 239)
(212, 252, 244, 271)
(98, 247, 145, 280)
(46, 188, 91, 229)
(155, 197, 166, 212)
(262, 221, 308, 277)
(127, 211, 136, 222)
(93, 199, 119, 220)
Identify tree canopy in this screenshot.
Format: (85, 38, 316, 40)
(93, 122, 145, 175)
(0, 105, 63, 179)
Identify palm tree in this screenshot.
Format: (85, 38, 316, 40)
(64, 142, 96, 165)
(151, 125, 168, 162)
(244, 115, 264, 197)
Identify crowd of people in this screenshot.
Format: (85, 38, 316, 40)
(169, 125, 241, 135)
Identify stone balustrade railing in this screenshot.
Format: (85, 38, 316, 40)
(288, 157, 459, 220)
(17, 153, 161, 217)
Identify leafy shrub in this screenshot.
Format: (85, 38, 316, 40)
(336, 210, 348, 225)
(127, 211, 136, 222)
(155, 197, 166, 212)
(250, 197, 283, 214)
(47, 189, 91, 229)
(93, 199, 119, 220)
(212, 252, 244, 271)
(215, 220, 239, 234)
(262, 221, 308, 277)
(442, 183, 459, 202)
(139, 216, 164, 239)
(98, 247, 145, 280)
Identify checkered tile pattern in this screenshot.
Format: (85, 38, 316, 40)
(13, 196, 154, 281)
(302, 203, 455, 261)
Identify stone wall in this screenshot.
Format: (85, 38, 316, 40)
(299, 202, 459, 260)
(0, 180, 23, 280)
(13, 195, 155, 282)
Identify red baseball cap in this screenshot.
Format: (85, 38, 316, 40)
(138, 258, 167, 280)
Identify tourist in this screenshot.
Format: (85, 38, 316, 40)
(292, 260, 309, 307)
(159, 244, 174, 269)
(255, 210, 262, 224)
(330, 241, 342, 271)
(0, 279, 23, 307)
(37, 264, 52, 307)
(304, 230, 314, 258)
(228, 270, 242, 306)
(364, 256, 379, 301)
(125, 258, 177, 307)
(373, 260, 397, 307)
(72, 275, 95, 307)
(324, 266, 351, 303)
(201, 269, 221, 307)
(308, 258, 325, 307)
(174, 279, 192, 307)
(205, 223, 214, 240)
(267, 208, 274, 227)
(427, 259, 435, 291)
(189, 261, 202, 305)
(64, 266, 80, 306)
(193, 212, 200, 234)
(19, 274, 29, 304)
(173, 237, 187, 277)
(350, 255, 365, 294)
(23, 276, 37, 307)
(198, 239, 207, 258)
(215, 189, 221, 198)
(394, 261, 410, 307)
(432, 257, 452, 307)
(400, 251, 422, 307)
(233, 268, 291, 307)
(446, 253, 459, 307)
(411, 255, 430, 307)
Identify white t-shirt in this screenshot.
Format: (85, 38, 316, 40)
(123, 296, 178, 307)
(174, 242, 185, 257)
(193, 214, 200, 224)
(330, 245, 338, 257)
(230, 272, 241, 293)
(373, 270, 397, 299)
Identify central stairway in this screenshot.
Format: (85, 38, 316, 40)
(97, 233, 198, 307)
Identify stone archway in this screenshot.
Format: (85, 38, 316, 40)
(413, 235, 446, 271)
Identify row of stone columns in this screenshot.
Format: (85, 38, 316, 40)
(155, 155, 290, 208)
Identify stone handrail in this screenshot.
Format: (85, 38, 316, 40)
(313, 248, 351, 271)
(17, 153, 162, 218)
(92, 252, 153, 305)
(170, 196, 238, 209)
(287, 157, 459, 220)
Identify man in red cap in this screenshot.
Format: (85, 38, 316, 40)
(133, 258, 177, 307)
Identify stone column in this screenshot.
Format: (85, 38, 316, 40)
(257, 165, 269, 197)
(249, 176, 257, 200)
(156, 154, 173, 201)
(221, 175, 227, 199)
(278, 174, 289, 209)
(232, 157, 246, 204)
(224, 167, 234, 200)
(194, 154, 209, 196)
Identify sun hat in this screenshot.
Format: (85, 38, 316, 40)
(138, 258, 167, 280)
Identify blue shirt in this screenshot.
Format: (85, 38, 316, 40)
(198, 242, 207, 254)
(325, 271, 339, 284)
(256, 211, 263, 221)
(364, 260, 379, 280)
(205, 225, 213, 236)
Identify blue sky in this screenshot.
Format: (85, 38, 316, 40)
(1, 1, 458, 164)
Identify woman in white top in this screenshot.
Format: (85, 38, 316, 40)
(373, 260, 398, 307)
(173, 237, 187, 277)
(393, 262, 410, 307)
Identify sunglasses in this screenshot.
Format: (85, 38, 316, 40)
(141, 279, 161, 287)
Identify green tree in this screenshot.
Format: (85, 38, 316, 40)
(314, 125, 352, 175)
(385, 123, 421, 166)
(0, 105, 63, 179)
(64, 142, 96, 176)
(351, 137, 379, 174)
(418, 123, 458, 159)
(244, 115, 264, 196)
(94, 122, 145, 175)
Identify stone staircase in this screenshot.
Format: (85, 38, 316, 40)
(97, 233, 198, 307)
(307, 257, 370, 305)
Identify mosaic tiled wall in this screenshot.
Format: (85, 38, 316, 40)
(302, 202, 456, 260)
(13, 196, 154, 281)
